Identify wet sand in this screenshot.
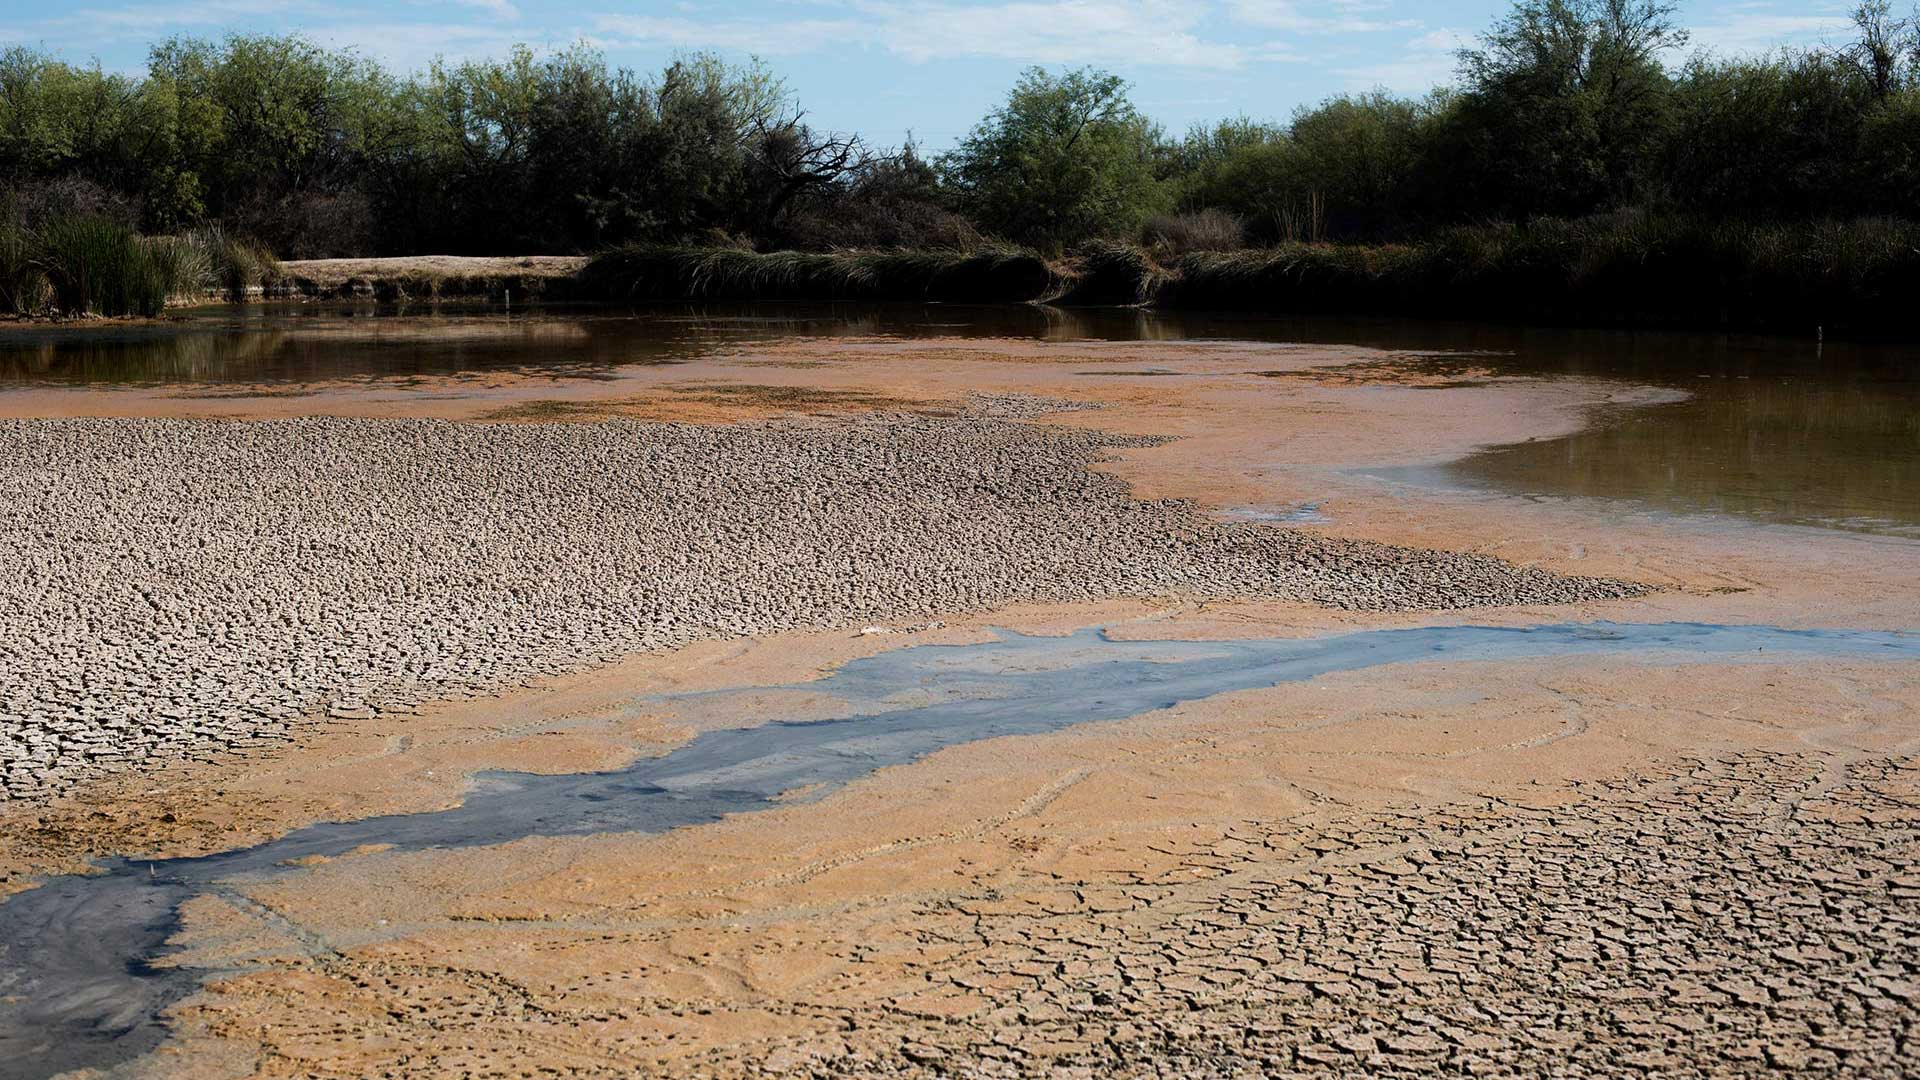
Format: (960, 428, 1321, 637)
(1, 327, 1915, 1077)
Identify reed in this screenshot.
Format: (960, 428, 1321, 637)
(0, 214, 46, 314)
(189, 226, 284, 300)
(33, 216, 172, 317)
(142, 235, 215, 301)
(0, 209, 286, 316)
(1053, 242, 1166, 305)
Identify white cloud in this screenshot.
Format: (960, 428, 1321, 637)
(19, 2, 533, 68)
(597, 1, 1251, 70)
(588, 14, 867, 57)
(1334, 25, 1468, 93)
(1250, 42, 1312, 63)
(1685, 6, 1855, 57)
(1403, 28, 1468, 53)
(449, 0, 520, 19)
(1227, 0, 1415, 34)
(304, 20, 536, 70)
(886, 1, 1242, 68)
(51, 0, 317, 35)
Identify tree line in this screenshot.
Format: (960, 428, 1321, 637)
(2, 0, 1916, 259)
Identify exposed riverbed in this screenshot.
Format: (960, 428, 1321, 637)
(0, 303, 1914, 1079)
(5, 620, 1916, 1079)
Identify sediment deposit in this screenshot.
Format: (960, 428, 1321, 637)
(0, 412, 1641, 802)
(714, 753, 1920, 1077)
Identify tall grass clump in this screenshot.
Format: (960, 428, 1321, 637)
(1054, 241, 1168, 305)
(188, 227, 282, 300)
(0, 213, 46, 314)
(141, 235, 214, 301)
(2, 215, 236, 316)
(1159, 241, 1424, 313)
(33, 216, 173, 317)
(581, 246, 1056, 304)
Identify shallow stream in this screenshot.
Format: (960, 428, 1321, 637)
(3, 620, 1917, 1079)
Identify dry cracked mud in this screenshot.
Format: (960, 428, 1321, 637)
(0, 410, 1639, 803)
(171, 752, 1919, 1079)
(2, 326, 1915, 1080)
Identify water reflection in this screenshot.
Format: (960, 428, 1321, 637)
(0, 305, 695, 384)
(1418, 337, 1920, 538)
(0, 301, 1208, 385)
(2, 301, 1915, 537)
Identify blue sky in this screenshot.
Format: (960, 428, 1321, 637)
(0, 1, 1861, 149)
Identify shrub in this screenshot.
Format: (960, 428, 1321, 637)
(9, 176, 143, 232)
(227, 190, 374, 260)
(776, 199, 983, 252)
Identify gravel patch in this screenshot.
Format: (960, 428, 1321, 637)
(0, 415, 1643, 802)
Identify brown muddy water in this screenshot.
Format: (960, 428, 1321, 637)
(1373, 330, 1920, 539)
(2, 301, 1915, 537)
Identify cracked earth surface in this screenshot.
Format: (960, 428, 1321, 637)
(167, 751, 1919, 1079)
(2, 325, 1916, 1080)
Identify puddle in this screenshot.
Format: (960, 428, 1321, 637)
(1420, 353, 1920, 538)
(2, 620, 1916, 1077)
(1218, 502, 1330, 525)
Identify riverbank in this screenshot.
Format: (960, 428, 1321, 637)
(572, 217, 1915, 338)
(277, 254, 587, 301)
(239, 213, 1920, 340)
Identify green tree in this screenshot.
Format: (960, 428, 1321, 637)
(940, 68, 1169, 251)
(146, 34, 389, 239)
(1857, 88, 1920, 207)
(1285, 93, 1434, 236)
(1444, 0, 1686, 216)
(1172, 116, 1284, 215)
(1841, 1, 1919, 101)
(0, 48, 93, 178)
(1665, 52, 1869, 216)
(1175, 95, 1434, 240)
(623, 53, 780, 242)
(410, 45, 542, 249)
(1173, 115, 1285, 177)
